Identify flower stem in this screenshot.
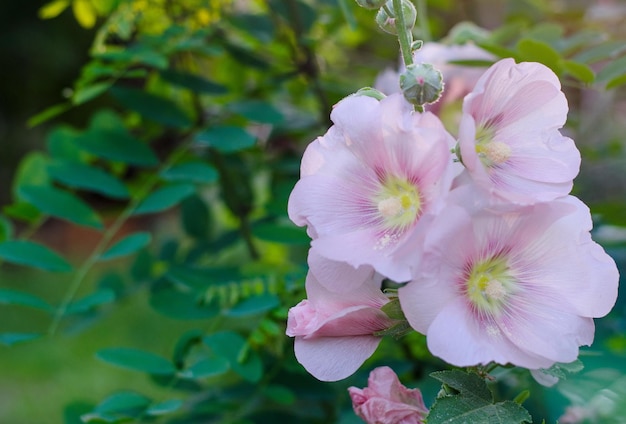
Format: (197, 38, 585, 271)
(47, 141, 192, 336)
(393, 0, 414, 67)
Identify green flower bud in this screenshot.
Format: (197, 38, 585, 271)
(375, 0, 416, 35)
(399, 63, 444, 107)
(354, 0, 387, 9)
(355, 87, 386, 100)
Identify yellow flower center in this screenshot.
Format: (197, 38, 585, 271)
(466, 256, 514, 314)
(374, 176, 421, 231)
(474, 125, 511, 167)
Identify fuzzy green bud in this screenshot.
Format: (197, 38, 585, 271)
(355, 0, 387, 9)
(400, 63, 444, 106)
(375, 0, 416, 35)
(355, 87, 386, 100)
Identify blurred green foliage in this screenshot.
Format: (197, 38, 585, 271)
(1, 0, 625, 423)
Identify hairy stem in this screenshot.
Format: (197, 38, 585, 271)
(393, 0, 414, 67)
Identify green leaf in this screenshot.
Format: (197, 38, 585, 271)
(180, 195, 211, 239)
(100, 232, 152, 261)
(3, 202, 42, 223)
(96, 348, 176, 375)
(72, 81, 113, 105)
(159, 69, 228, 95)
(72, 0, 97, 28)
(251, 222, 310, 245)
(19, 185, 103, 229)
(47, 125, 86, 161)
(65, 289, 116, 314)
(133, 184, 196, 215)
(573, 41, 626, 64)
(110, 86, 192, 129)
(516, 38, 563, 74)
(337, 0, 357, 30)
(595, 55, 626, 84)
(12, 152, 50, 197)
(150, 285, 219, 320)
(225, 294, 279, 317)
(145, 399, 183, 416)
(203, 331, 263, 382)
(428, 370, 532, 424)
(95, 46, 169, 69)
(180, 357, 230, 379)
(0, 240, 72, 272)
(607, 74, 626, 90)
(48, 161, 129, 199)
(0, 333, 42, 346)
(194, 126, 256, 153)
(563, 61, 595, 84)
(0, 215, 13, 242)
(95, 391, 151, 414)
(160, 162, 218, 184)
(229, 100, 284, 124)
(39, 0, 70, 19)
(80, 110, 159, 166)
(0, 288, 52, 311)
(27, 103, 72, 127)
(264, 385, 296, 406)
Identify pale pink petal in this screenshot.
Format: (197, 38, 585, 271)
(294, 335, 381, 382)
(308, 247, 377, 294)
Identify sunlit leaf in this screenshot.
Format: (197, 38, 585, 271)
(12, 152, 50, 197)
(0, 240, 72, 272)
(72, 0, 97, 28)
(96, 348, 176, 375)
(607, 74, 626, 90)
(19, 185, 103, 229)
(39, 0, 70, 19)
(133, 184, 196, 215)
(597, 55, 626, 85)
(100, 232, 152, 261)
(180, 357, 230, 379)
(73, 81, 113, 105)
(516, 38, 563, 74)
(27, 103, 72, 127)
(563, 61, 595, 84)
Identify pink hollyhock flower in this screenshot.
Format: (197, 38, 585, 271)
(398, 195, 619, 370)
(286, 263, 394, 381)
(288, 93, 456, 282)
(457, 58, 581, 204)
(349, 366, 428, 424)
(307, 247, 378, 293)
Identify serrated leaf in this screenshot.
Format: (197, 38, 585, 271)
(65, 289, 116, 314)
(133, 184, 195, 215)
(194, 125, 256, 153)
(100, 232, 152, 261)
(563, 61, 595, 84)
(180, 357, 230, 379)
(517, 38, 563, 74)
(0, 240, 72, 272)
(39, 0, 70, 19)
(96, 348, 176, 375)
(0, 288, 52, 311)
(19, 185, 103, 229)
(229, 101, 284, 124)
(161, 162, 218, 184)
(48, 161, 129, 199)
(159, 69, 228, 95)
(146, 399, 183, 416)
(110, 86, 192, 129)
(0, 333, 42, 346)
(428, 371, 531, 424)
(225, 294, 279, 317)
